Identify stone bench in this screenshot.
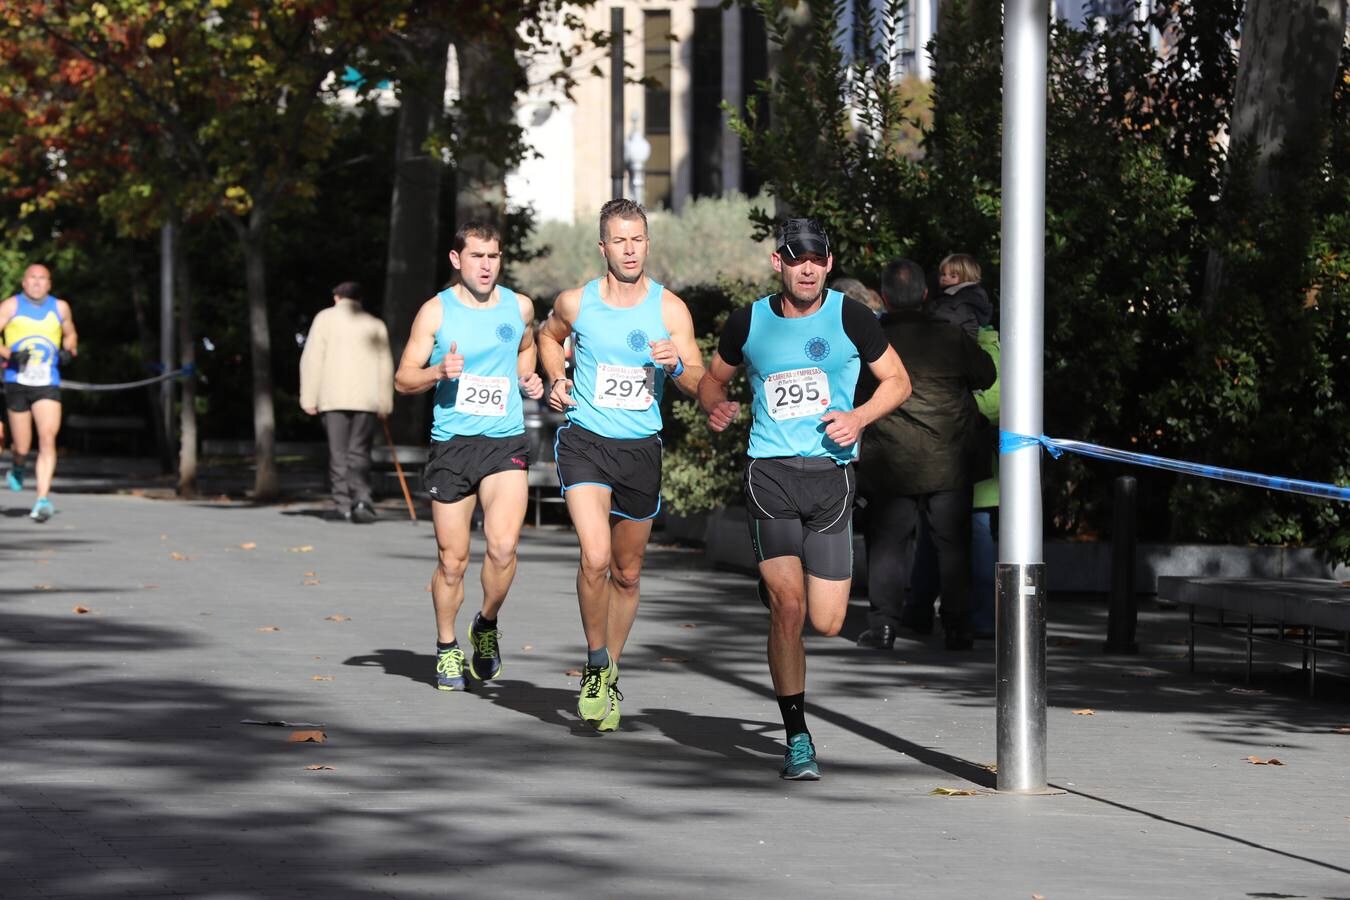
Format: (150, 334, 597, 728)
(1156, 576, 1350, 693)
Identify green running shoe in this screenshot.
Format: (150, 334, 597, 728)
(467, 616, 502, 681)
(29, 497, 53, 523)
(780, 733, 821, 780)
(576, 659, 617, 722)
(435, 646, 467, 691)
(595, 680, 623, 732)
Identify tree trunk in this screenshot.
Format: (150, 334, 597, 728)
(175, 222, 199, 497)
(382, 28, 451, 445)
(1202, 0, 1346, 311)
(128, 258, 173, 471)
(241, 219, 280, 500)
(453, 35, 515, 224)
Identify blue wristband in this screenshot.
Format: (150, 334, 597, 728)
(670, 359, 684, 378)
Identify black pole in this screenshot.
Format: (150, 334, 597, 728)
(1103, 475, 1139, 654)
(610, 7, 625, 200)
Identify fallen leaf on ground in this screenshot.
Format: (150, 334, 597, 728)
(141, 584, 160, 589)
(303, 764, 335, 770)
(680, 623, 699, 629)
(304, 579, 321, 586)
(521, 644, 534, 652)
(1333, 727, 1350, 734)
(33, 584, 52, 590)
(160, 533, 168, 540)
(169, 552, 190, 561)
(257, 625, 281, 632)
(1244, 756, 1284, 766)
(1072, 709, 1095, 716)
(287, 730, 326, 743)
(324, 614, 350, 622)
(564, 668, 581, 677)
(288, 545, 314, 553)
(239, 542, 257, 550)
(73, 605, 90, 614)
(311, 675, 334, 681)
(981, 763, 997, 773)
(304, 571, 317, 577)
(930, 787, 979, 797)
(1033, 895, 1045, 899)
(660, 656, 688, 663)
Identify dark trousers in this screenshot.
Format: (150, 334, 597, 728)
(863, 487, 974, 631)
(322, 410, 376, 510)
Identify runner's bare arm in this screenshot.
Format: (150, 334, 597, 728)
(538, 288, 580, 410)
(516, 293, 543, 399)
(0, 297, 15, 361)
(820, 346, 910, 447)
(698, 353, 742, 432)
(57, 299, 77, 355)
(654, 291, 705, 398)
(394, 297, 448, 395)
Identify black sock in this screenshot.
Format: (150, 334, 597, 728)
(436, 640, 458, 653)
(11, 454, 27, 471)
(777, 693, 808, 740)
(475, 613, 497, 629)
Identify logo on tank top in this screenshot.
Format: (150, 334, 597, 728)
(496, 323, 516, 343)
(626, 329, 648, 352)
(804, 337, 831, 361)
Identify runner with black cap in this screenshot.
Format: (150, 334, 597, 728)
(698, 217, 911, 779)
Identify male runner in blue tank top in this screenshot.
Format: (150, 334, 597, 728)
(537, 198, 705, 732)
(1, 264, 79, 522)
(699, 218, 911, 779)
(395, 223, 544, 691)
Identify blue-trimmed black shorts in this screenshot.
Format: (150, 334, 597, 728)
(554, 421, 662, 521)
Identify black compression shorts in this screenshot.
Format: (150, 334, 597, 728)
(744, 456, 856, 581)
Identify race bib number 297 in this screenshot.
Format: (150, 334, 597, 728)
(594, 362, 653, 410)
(765, 367, 829, 421)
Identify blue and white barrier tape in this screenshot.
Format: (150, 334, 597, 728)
(1000, 431, 1350, 503)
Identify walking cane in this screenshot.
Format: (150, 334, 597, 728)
(380, 416, 418, 523)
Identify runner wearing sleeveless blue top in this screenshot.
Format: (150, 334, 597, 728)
(537, 199, 705, 733)
(699, 219, 911, 780)
(394, 223, 544, 693)
(1, 264, 79, 522)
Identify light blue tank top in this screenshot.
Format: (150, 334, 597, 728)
(568, 277, 670, 439)
(429, 286, 525, 440)
(742, 290, 861, 462)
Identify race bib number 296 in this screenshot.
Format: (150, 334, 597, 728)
(765, 367, 829, 421)
(454, 373, 510, 416)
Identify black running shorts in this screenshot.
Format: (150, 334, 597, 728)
(744, 456, 856, 581)
(422, 433, 529, 504)
(4, 383, 61, 412)
(553, 421, 662, 521)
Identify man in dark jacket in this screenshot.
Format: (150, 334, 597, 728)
(855, 259, 996, 650)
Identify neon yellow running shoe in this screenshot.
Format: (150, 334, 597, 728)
(595, 680, 623, 732)
(467, 615, 502, 681)
(435, 646, 467, 691)
(576, 660, 617, 722)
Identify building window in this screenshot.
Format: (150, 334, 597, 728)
(643, 11, 673, 209)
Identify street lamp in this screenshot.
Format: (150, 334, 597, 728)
(624, 111, 651, 206)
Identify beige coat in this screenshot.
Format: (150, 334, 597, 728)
(299, 299, 394, 415)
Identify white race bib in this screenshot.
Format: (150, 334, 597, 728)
(17, 358, 52, 387)
(593, 362, 653, 410)
(454, 373, 510, 417)
(765, 367, 830, 421)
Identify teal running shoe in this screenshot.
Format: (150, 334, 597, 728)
(780, 733, 821, 781)
(6, 466, 23, 492)
(576, 660, 617, 722)
(595, 680, 623, 733)
(29, 497, 53, 523)
(467, 616, 502, 681)
(434, 646, 467, 691)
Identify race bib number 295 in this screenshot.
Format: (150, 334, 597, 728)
(765, 367, 829, 421)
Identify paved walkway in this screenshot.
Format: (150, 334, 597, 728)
(2, 490, 1348, 899)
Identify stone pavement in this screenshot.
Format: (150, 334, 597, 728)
(2, 490, 1348, 899)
